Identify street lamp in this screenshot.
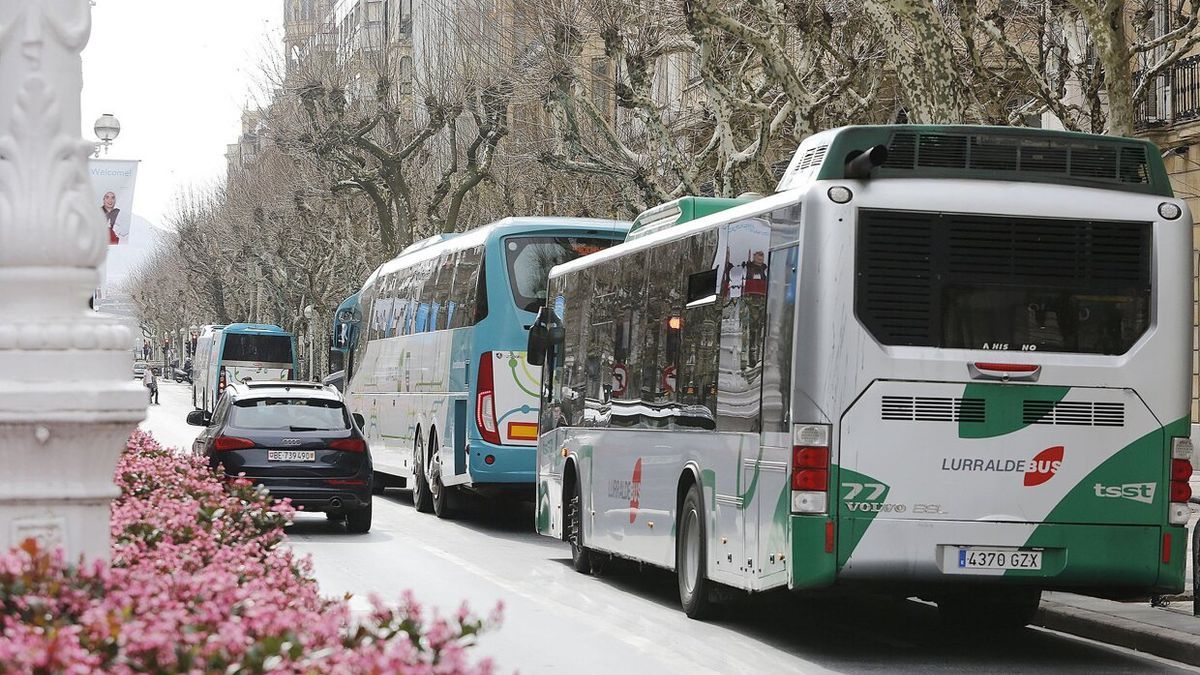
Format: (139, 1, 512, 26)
(93, 113, 120, 157)
(302, 305, 315, 381)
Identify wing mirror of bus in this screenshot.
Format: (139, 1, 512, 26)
(352, 413, 365, 430)
(186, 410, 210, 427)
(528, 319, 549, 367)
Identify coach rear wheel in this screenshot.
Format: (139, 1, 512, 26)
(412, 432, 433, 513)
(677, 483, 714, 619)
(429, 434, 457, 519)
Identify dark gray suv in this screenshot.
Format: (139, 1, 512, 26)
(187, 381, 374, 532)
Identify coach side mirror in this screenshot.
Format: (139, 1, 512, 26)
(353, 413, 365, 429)
(528, 307, 551, 366)
(186, 410, 210, 427)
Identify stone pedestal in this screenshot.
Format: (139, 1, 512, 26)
(0, 1, 145, 562)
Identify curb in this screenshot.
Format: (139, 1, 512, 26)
(1034, 599, 1200, 667)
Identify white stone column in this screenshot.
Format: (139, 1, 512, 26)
(0, 1, 145, 561)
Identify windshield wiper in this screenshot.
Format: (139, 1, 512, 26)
(288, 426, 333, 432)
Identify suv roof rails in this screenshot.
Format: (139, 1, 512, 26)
(242, 380, 327, 388)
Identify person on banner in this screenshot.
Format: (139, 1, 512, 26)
(142, 366, 159, 405)
(101, 191, 129, 244)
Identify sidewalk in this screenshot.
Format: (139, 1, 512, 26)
(1031, 502, 1200, 666)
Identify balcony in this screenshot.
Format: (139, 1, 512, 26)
(1135, 54, 1200, 130)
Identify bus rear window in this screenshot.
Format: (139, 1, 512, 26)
(856, 210, 1151, 355)
(223, 334, 293, 364)
(504, 236, 618, 312)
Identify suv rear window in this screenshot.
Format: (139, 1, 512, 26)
(230, 398, 349, 431)
(223, 334, 293, 364)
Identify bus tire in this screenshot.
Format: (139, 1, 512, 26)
(412, 432, 433, 513)
(937, 587, 1041, 632)
(429, 432, 456, 519)
(677, 483, 714, 620)
(566, 477, 592, 574)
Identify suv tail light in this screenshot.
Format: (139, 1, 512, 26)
(791, 424, 830, 515)
(1169, 437, 1193, 525)
(329, 438, 366, 453)
(476, 352, 501, 445)
(214, 436, 255, 452)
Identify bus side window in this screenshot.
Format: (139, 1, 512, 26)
(553, 270, 585, 428)
(716, 219, 771, 432)
(474, 255, 489, 324)
(457, 246, 483, 328)
(400, 269, 417, 335)
(612, 254, 647, 427)
(642, 241, 686, 425)
(680, 230, 720, 426)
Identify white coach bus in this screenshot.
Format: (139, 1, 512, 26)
(528, 125, 1195, 627)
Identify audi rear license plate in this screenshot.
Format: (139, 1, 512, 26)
(953, 547, 1042, 571)
(267, 450, 315, 462)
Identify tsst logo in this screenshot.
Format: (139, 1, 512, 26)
(1023, 446, 1063, 487)
(1093, 482, 1156, 504)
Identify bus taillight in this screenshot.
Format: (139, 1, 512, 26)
(476, 352, 501, 445)
(1169, 437, 1193, 525)
(791, 424, 830, 514)
(218, 367, 227, 394)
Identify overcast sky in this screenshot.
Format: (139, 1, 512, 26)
(81, 1, 283, 229)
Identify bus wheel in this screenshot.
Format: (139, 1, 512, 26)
(430, 437, 456, 519)
(412, 433, 433, 513)
(937, 587, 1041, 632)
(677, 483, 714, 619)
(566, 478, 592, 574)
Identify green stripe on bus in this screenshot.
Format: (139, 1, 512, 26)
(1010, 416, 1189, 592)
(958, 383, 1069, 439)
(835, 466, 891, 571)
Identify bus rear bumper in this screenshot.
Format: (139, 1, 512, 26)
(826, 518, 1186, 595)
(466, 441, 535, 484)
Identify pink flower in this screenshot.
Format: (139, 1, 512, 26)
(0, 431, 501, 673)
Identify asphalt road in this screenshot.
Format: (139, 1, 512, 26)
(145, 380, 1198, 674)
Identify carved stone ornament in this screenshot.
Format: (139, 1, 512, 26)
(0, 0, 145, 563)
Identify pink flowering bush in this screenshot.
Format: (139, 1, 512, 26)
(0, 431, 501, 674)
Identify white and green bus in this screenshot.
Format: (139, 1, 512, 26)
(528, 125, 1195, 627)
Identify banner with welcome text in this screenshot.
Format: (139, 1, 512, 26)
(89, 158, 139, 245)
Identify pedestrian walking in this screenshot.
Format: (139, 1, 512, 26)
(142, 366, 159, 405)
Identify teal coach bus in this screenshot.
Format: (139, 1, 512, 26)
(344, 217, 630, 517)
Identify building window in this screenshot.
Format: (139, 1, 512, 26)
(399, 56, 413, 95)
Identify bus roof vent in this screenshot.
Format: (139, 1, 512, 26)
(628, 196, 754, 240)
(776, 125, 1171, 197)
